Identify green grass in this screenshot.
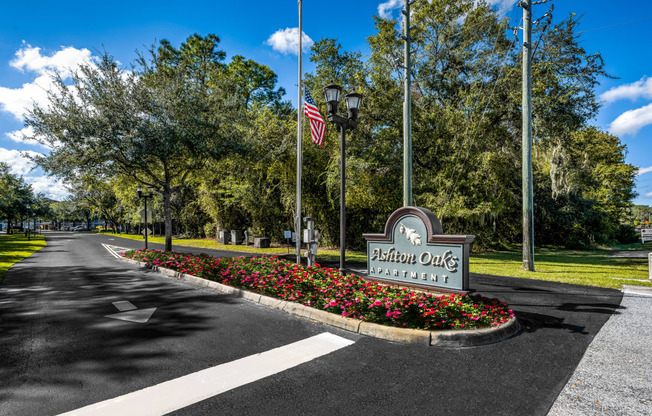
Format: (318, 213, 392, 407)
(104, 232, 371, 261)
(106, 233, 296, 255)
(0, 234, 46, 283)
(608, 241, 651, 251)
(470, 247, 652, 290)
(104, 233, 651, 290)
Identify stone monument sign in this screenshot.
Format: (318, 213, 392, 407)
(363, 206, 475, 292)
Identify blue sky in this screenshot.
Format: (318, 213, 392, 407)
(1, 0, 651, 206)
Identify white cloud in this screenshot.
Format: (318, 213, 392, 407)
(378, 0, 403, 19)
(0, 147, 68, 200)
(5, 126, 56, 149)
(645, 191, 652, 198)
(27, 176, 69, 200)
(638, 166, 652, 176)
(600, 77, 652, 103)
(0, 44, 94, 202)
(266, 28, 314, 55)
(0, 74, 56, 120)
(483, 0, 519, 16)
(608, 103, 652, 136)
(10, 44, 96, 78)
(6, 126, 35, 144)
(0, 44, 97, 121)
(0, 147, 40, 176)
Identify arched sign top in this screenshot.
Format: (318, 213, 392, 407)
(363, 206, 474, 245)
(363, 206, 475, 292)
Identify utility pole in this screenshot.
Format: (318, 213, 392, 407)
(518, 0, 551, 271)
(402, 0, 416, 207)
(520, 0, 535, 271)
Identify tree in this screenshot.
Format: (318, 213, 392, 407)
(302, 2, 636, 249)
(301, 38, 397, 249)
(26, 34, 239, 251)
(0, 162, 35, 232)
(50, 199, 82, 230)
(227, 55, 286, 109)
(361, 1, 519, 244)
(535, 127, 637, 247)
(25, 8, 638, 252)
(67, 175, 129, 233)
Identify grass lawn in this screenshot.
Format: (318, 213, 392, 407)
(469, 246, 652, 290)
(0, 234, 46, 283)
(103, 232, 651, 290)
(103, 232, 371, 261)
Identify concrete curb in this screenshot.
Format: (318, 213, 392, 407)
(430, 316, 521, 347)
(622, 284, 652, 297)
(121, 257, 520, 347)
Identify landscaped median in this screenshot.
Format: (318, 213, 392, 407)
(121, 249, 520, 347)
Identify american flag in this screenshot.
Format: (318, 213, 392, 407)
(304, 90, 326, 146)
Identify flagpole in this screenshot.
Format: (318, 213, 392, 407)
(295, 0, 303, 264)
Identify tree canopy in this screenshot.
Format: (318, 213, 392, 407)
(22, 3, 639, 251)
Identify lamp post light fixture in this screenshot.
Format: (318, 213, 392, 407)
(137, 186, 153, 250)
(322, 83, 363, 273)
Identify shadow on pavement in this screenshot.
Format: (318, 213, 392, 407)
(0, 262, 238, 403)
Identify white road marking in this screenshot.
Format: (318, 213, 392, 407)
(58, 332, 353, 416)
(101, 243, 121, 259)
(112, 301, 137, 311)
(105, 307, 157, 323)
(101, 243, 130, 259)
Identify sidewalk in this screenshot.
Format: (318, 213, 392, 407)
(547, 287, 652, 415)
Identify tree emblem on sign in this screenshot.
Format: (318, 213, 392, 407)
(399, 223, 422, 246)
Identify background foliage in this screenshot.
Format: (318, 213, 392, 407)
(9, 1, 638, 251)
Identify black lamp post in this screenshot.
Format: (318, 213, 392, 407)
(26, 204, 31, 241)
(322, 83, 363, 273)
(137, 186, 153, 250)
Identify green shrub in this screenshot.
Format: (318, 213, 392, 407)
(615, 224, 639, 244)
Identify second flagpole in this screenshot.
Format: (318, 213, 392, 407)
(295, 0, 303, 264)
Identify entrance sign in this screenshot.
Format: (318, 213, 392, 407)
(363, 207, 474, 291)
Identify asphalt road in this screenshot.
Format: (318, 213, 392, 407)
(0, 232, 623, 415)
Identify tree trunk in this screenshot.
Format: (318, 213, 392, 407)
(163, 187, 173, 251)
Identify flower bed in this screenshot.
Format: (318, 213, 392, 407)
(123, 249, 514, 331)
